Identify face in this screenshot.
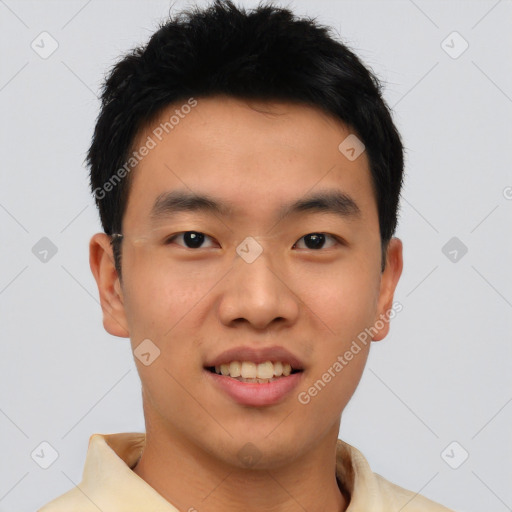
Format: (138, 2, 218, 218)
(90, 95, 402, 469)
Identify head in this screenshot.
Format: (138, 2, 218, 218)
(89, 0, 403, 469)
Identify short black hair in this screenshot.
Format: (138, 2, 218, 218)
(87, 0, 404, 280)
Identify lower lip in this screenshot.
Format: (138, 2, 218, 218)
(204, 369, 304, 407)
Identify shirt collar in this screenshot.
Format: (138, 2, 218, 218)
(77, 432, 382, 511)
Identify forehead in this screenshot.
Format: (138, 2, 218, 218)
(123, 96, 377, 230)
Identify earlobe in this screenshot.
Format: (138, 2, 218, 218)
(89, 233, 130, 338)
(372, 237, 403, 342)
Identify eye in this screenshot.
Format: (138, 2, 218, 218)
(164, 231, 218, 249)
(293, 233, 341, 250)
(164, 231, 342, 251)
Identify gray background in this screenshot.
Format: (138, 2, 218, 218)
(1, 1, 511, 511)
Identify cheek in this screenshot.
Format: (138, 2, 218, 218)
(293, 256, 380, 339)
(121, 254, 219, 340)
(292, 256, 379, 405)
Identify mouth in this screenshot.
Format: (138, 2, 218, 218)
(203, 346, 306, 405)
(204, 362, 305, 407)
(205, 362, 303, 384)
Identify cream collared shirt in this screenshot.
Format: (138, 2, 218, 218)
(38, 433, 454, 511)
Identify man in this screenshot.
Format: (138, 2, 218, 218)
(38, 0, 454, 510)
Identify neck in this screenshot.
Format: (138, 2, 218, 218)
(132, 421, 348, 512)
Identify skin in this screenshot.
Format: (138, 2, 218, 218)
(90, 95, 403, 512)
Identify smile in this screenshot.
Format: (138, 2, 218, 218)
(204, 364, 304, 407)
(206, 360, 302, 383)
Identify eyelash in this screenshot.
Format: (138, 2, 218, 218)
(164, 231, 343, 250)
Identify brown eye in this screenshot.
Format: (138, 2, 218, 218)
(165, 231, 217, 249)
(293, 233, 339, 250)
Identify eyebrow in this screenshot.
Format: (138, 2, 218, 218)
(149, 189, 361, 223)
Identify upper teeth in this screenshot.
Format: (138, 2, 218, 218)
(215, 361, 293, 379)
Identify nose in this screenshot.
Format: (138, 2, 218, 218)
(217, 248, 300, 331)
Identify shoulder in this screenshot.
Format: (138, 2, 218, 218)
(37, 487, 96, 512)
(373, 472, 456, 511)
(337, 440, 456, 511)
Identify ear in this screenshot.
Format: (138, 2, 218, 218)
(89, 232, 130, 338)
(372, 237, 403, 342)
